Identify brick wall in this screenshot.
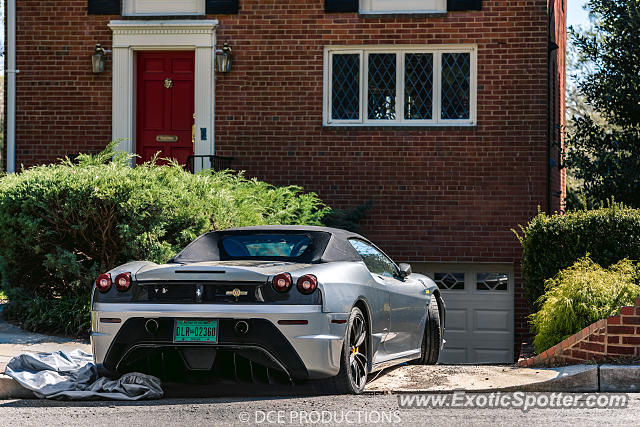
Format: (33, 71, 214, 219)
(13, 1, 114, 167)
(10, 1, 566, 357)
(518, 297, 640, 367)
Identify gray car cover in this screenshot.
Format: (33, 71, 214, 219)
(4, 349, 163, 400)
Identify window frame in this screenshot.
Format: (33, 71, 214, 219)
(359, 0, 447, 15)
(413, 264, 514, 296)
(432, 272, 466, 291)
(123, 0, 205, 16)
(348, 238, 401, 279)
(327, 50, 365, 126)
(323, 44, 477, 127)
(476, 272, 510, 293)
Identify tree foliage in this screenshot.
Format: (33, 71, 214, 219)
(567, 0, 640, 207)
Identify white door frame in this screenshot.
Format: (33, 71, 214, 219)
(109, 20, 219, 165)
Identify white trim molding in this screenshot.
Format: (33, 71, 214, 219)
(109, 20, 219, 166)
(123, 0, 205, 17)
(360, 0, 447, 14)
(6, 0, 17, 173)
(323, 44, 477, 127)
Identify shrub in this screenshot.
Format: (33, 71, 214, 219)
(2, 287, 91, 337)
(531, 256, 640, 353)
(321, 200, 374, 233)
(0, 143, 328, 336)
(515, 203, 640, 310)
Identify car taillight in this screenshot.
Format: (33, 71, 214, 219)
(272, 273, 293, 293)
(114, 272, 132, 292)
(96, 273, 112, 293)
(297, 274, 318, 295)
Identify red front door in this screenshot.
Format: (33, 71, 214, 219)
(136, 51, 195, 165)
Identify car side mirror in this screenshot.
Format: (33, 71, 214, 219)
(398, 263, 412, 278)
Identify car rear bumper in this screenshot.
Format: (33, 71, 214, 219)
(91, 303, 348, 379)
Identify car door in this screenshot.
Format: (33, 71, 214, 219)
(347, 239, 392, 363)
(348, 239, 427, 358)
(380, 272, 429, 356)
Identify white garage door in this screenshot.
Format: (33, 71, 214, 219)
(416, 265, 514, 364)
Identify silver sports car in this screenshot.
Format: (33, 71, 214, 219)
(91, 226, 445, 394)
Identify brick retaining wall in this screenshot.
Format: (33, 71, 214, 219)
(518, 297, 640, 367)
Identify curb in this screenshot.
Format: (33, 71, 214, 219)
(0, 374, 35, 399)
(500, 364, 598, 393)
(599, 365, 640, 392)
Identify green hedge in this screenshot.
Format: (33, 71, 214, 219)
(0, 143, 328, 336)
(2, 288, 90, 337)
(531, 256, 640, 353)
(516, 203, 640, 310)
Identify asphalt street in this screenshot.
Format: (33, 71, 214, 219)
(0, 393, 639, 426)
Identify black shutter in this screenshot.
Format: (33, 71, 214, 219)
(447, 0, 482, 11)
(325, 0, 358, 13)
(205, 0, 239, 14)
(88, 0, 120, 15)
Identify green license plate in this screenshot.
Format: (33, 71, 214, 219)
(173, 319, 218, 343)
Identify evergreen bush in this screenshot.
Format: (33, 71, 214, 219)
(531, 256, 640, 353)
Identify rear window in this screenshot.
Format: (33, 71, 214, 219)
(221, 234, 311, 259)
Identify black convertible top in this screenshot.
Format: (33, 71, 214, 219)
(170, 225, 366, 264)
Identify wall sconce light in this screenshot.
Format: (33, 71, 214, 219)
(91, 44, 108, 74)
(215, 42, 233, 73)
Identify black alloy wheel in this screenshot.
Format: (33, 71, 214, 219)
(314, 306, 369, 394)
(347, 308, 368, 391)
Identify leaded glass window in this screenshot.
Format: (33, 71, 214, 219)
(325, 46, 475, 126)
(368, 53, 397, 120)
(405, 53, 433, 120)
(441, 52, 471, 120)
(331, 54, 360, 121)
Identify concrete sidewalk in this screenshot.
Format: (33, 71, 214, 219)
(0, 304, 91, 372)
(0, 304, 91, 398)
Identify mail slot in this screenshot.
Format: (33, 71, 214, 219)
(156, 135, 179, 143)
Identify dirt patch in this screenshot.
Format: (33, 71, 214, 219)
(365, 364, 564, 392)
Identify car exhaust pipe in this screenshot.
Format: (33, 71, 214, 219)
(234, 320, 249, 336)
(145, 318, 159, 334)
